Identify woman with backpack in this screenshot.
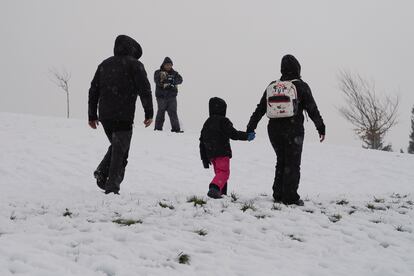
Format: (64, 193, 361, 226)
(246, 54, 326, 206)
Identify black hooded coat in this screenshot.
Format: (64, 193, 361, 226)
(154, 57, 183, 98)
(246, 54, 325, 136)
(199, 97, 248, 162)
(88, 35, 154, 123)
(246, 54, 325, 204)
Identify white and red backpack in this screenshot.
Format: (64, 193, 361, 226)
(266, 79, 299, 118)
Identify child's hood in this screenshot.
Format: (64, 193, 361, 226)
(209, 97, 227, 117)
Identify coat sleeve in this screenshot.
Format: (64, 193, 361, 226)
(222, 118, 248, 141)
(246, 90, 267, 132)
(302, 82, 325, 135)
(88, 66, 100, 121)
(134, 62, 154, 120)
(154, 70, 163, 88)
(173, 71, 183, 85)
(199, 135, 208, 161)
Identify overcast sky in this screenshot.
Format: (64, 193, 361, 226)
(1, 0, 413, 149)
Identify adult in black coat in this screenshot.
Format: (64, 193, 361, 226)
(154, 57, 183, 132)
(88, 35, 154, 194)
(246, 54, 325, 205)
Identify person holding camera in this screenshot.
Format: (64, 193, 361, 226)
(154, 57, 184, 132)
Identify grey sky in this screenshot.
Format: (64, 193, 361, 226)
(1, 0, 413, 149)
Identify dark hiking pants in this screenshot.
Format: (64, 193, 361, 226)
(268, 124, 304, 204)
(155, 97, 180, 131)
(95, 123, 132, 192)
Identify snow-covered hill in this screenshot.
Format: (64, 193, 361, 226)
(0, 113, 413, 276)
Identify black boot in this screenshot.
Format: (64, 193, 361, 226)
(171, 129, 184, 133)
(207, 184, 222, 199)
(222, 183, 228, 196)
(283, 199, 304, 206)
(94, 171, 107, 190)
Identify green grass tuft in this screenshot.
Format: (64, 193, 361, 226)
(194, 229, 208, 236)
(287, 234, 303, 242)
(329, 214, 342, 223)
(187, 196, 207, 207)
(178, 252, 191, 264)
(373, 197, 385, 203)
(112, 218, 143, 226)
(336, 199, 349, 205)
(241, 202, 256, 212)
(63, 208, 72, 218)
(230, 192, 239, 202)
(159, 202, 175, 210)
(366, 203, 386, 211)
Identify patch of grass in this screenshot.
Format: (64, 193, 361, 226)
(178, 252, 190, 265)
(329, 214, 342, 223)
(159, 202, 175, 210)
(240, 202, 256, 212)
(336, 199, 349, 205)
(406, 200, 414, 206)
(9, 212, 16, 221)
(259, 193, 268, 197)
(194, 229, 208, 236)
(391, 193, 408, 199)
(255, 214, 267, 219)
(187, 196, 207, 207)
(112, 218, 143, 226)
(230, 192, 239, 202)
(348, 209, 356, 215)
(394, 225, 408, 232)
(271, 204, 282, 211)
(287, 234, 303, 242)
(63, 208, 73, 218)
(373, 197, 385, 203)
(366, 203, 387, 211)
(303, 209, 314, 214)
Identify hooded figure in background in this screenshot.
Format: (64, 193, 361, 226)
(246, 54, 325, 206)
(88, 34, 154, 194)
(200, 97, 255, 198)
(153, 57, 183, 132)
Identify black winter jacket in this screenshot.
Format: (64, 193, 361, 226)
(200, 97, 248, 162)
(154, 57, 183, 98)
(88, 35, 154, 122)
(247, 55, 325, 136)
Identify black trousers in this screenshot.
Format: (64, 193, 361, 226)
(95, 121, 132, 192)
(155, 97, 180, 131)
(268, 124, 304, 204)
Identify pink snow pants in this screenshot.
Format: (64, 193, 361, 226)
(211, 156, 230, 191)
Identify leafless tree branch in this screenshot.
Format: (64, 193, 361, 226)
(338, 70, 399, 150)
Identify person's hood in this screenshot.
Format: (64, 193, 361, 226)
(280, 54, 301, 80)
(209, 97, 227, 116)
(160, 57, 173, 69)
(113, 35, 142, 59)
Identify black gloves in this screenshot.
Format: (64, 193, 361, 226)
(162, 76, 175, 89)
(202, 159, 210, 169)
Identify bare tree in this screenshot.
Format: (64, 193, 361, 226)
(338, 70, 399, 150)
(50, 68, 71, 118)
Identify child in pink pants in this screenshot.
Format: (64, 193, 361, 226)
(199, 97, 255, 198)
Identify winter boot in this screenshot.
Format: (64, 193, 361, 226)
(104, 189, 120, 195)
(207, 183, 222, 199)
(94, 171, 107, 190)
(171, 129, 184, 133)
(284, 199, 304, 206)
(222, 183, 228, 196)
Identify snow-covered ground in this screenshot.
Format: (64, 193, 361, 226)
(0, 113, 413, 276)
